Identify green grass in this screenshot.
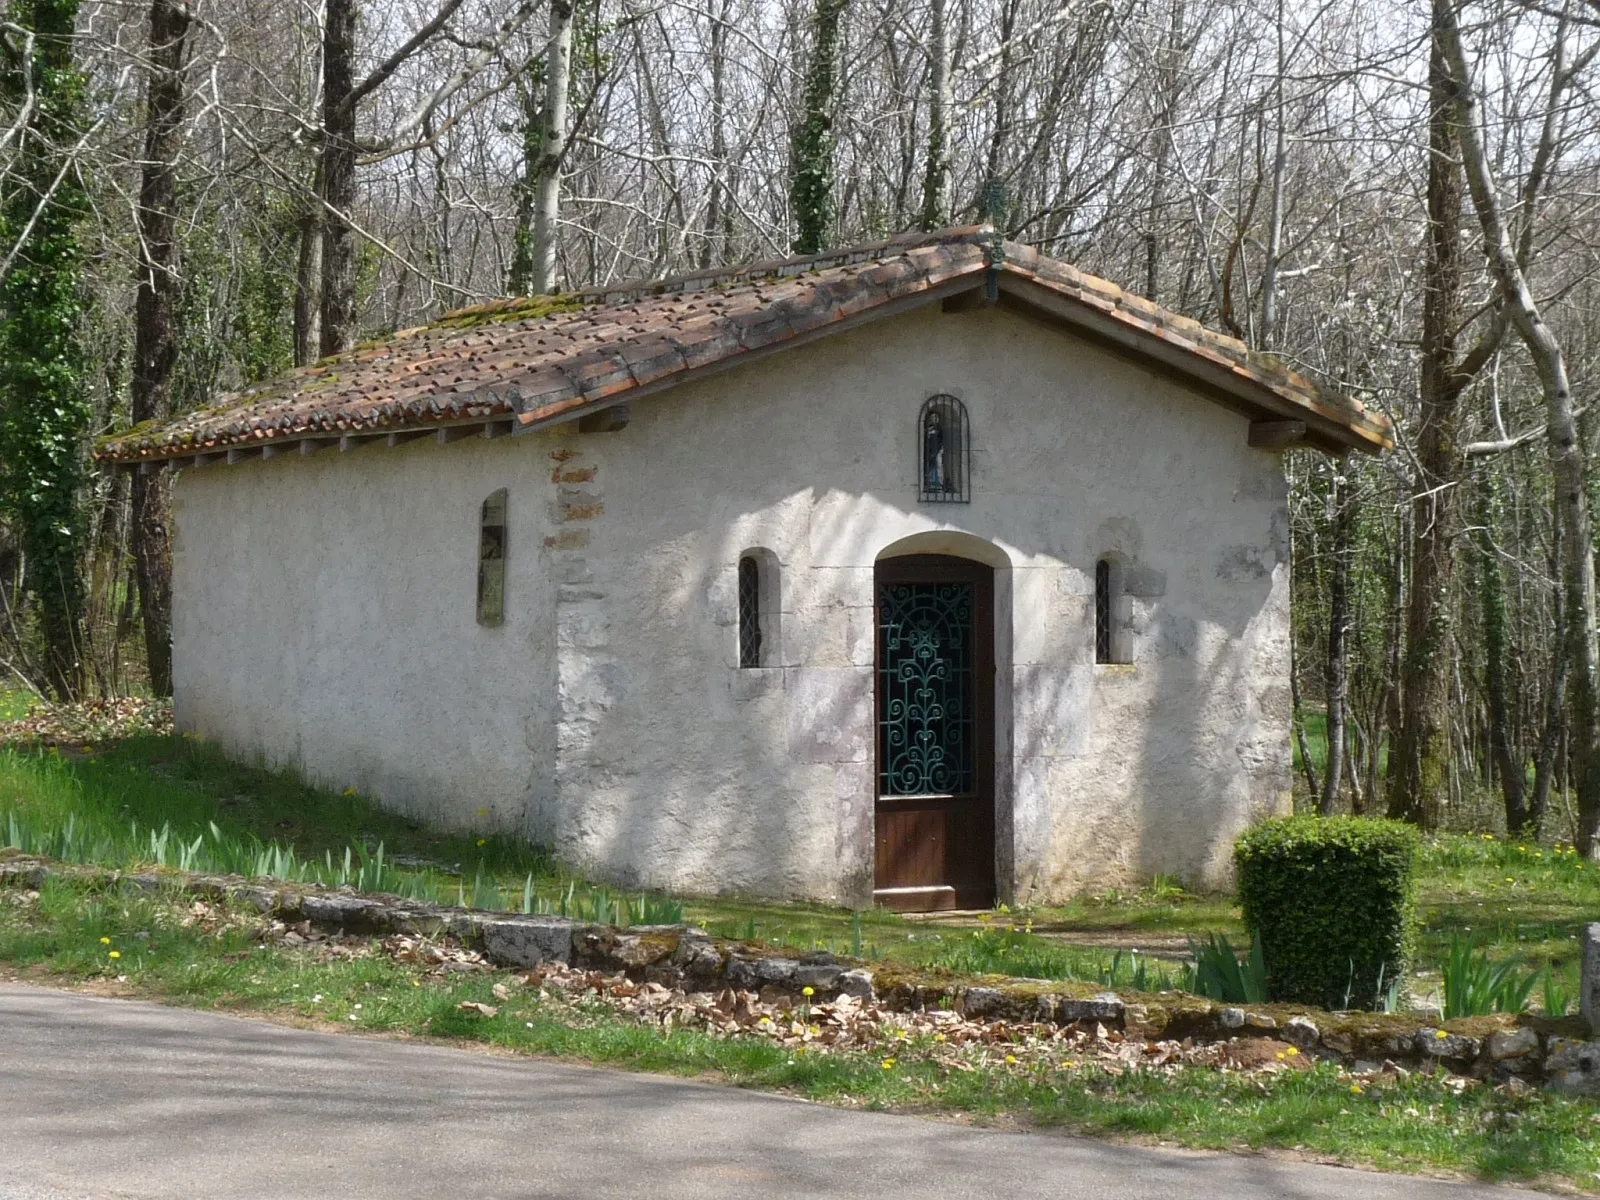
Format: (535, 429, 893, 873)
(1293, 709, 1392, 784)
(0, 735, 681, 923)
(2, 875, 1597, 1191)
(0, 688, 37, 722)
(1, 733, 1597, 1007)
(1293, 710, 1329, 775)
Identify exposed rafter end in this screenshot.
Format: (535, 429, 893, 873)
(1247, 419, 1307, 451)
(577, 403, 631, 433)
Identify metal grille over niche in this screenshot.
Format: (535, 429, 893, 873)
(918, 394, 970, 503)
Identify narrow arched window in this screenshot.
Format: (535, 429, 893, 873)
(1095, 557, 1130, 664)
(477, 488, 508, 626)
(739, 555, 762, 668)
(918, 394, 970, 503)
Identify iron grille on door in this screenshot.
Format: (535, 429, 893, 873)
(877, 581, 976, 795)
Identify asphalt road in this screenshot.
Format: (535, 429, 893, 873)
(0, 984, 1558, 1199)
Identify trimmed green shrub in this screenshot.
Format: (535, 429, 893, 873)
(1234, 816, 1419, 1011)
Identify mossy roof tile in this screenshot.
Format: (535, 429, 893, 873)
(97, 225, 1392, 463)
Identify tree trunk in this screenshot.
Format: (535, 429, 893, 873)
(318, 0, 358, 356)
(790, 0, 847, 253)
(1532, 584, 1566, 834)
(702, 0, 733, 267)
(531, 0, 574, 293)
(1257, 0, 1287, 346)
(129, 0, 191, 699)
(1439, 1, 1600, 856)
(1474, 472, 1527, 832)
(917, 0, 949, 230)
(1291, 637, 1320, 801)
(1321, 468, 1353, 814)
(293, 178, 322, 365)
(1388, 6, 1467, 829)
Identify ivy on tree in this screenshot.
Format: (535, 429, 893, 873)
(789, 0, 847, 255)
(0, 0, 91, 699)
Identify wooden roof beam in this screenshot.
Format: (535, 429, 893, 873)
(1247, 420, 1308, 451)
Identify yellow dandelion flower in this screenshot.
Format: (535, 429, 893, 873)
(108, 950, 121, 960)
(881, 1058, 896, 1070)
(1349, 1085, 1363, 1095)
(934, 1033, 946, 1044)
(1286, 1047, 1298, 1056)
(99, 937, 110, 945)
(1275, 1052, 1286, 1061)
(343, 787, 358, 797)
(1005, 1054, 1018, 1065)
(802, 986, 815, 997)
(1435, 1029, 1449, 1039)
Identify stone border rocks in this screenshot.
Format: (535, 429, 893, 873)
(3, 853, 1597, 1095)
(1583, 922, 1599, 1035)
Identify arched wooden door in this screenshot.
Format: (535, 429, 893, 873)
(872, 554, 996, 912)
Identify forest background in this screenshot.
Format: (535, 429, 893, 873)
(0, 0, 1595, 855)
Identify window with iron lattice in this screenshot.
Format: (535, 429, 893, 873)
(738, 555, 762, 668)
(477, 489, 507, 626)
(1095, 557, 1132, 664)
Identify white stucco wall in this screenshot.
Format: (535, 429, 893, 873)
(171, 301, 1292, 905)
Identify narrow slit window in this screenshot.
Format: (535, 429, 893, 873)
(738, 555, 762, 668)
(477, 488, 507, 626)
(918, 394, 970, 503)
(1095, 557, 1130, 664)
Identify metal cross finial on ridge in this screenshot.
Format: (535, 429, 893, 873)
(978, 177, 1008, 233)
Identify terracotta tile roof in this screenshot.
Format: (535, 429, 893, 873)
(96, 226, 1392, 464)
